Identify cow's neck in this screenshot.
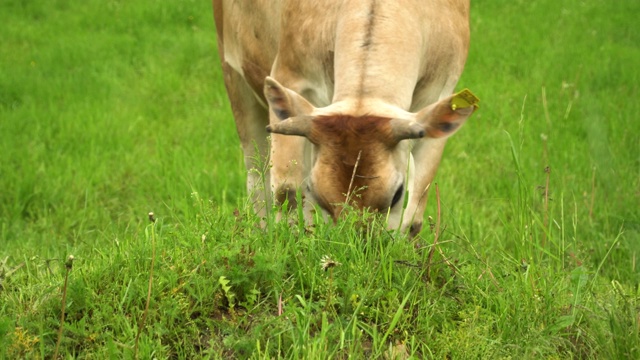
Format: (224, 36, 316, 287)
(332, 1, 423, 111)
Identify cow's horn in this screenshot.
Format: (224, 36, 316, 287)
(266, 115, 314, 137)
(389, 119, 426, 142)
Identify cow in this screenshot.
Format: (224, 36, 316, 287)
(213, 0, 478, 237)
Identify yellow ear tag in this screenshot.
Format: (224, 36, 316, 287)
(451, 88, 480, 111)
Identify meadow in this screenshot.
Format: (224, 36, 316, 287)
(1, 0, 638, 358)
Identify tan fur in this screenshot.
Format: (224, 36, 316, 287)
(213, 0, 474, 236)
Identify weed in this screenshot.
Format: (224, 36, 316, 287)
(53, 255, 74, 359)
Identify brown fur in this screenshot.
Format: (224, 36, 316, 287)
(309, 115, 398, 216)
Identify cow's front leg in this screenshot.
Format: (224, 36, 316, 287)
(405, 138, 447, 236)
(220, 62, 271, 219)
(269, 131, 307, 212)
(405, 84, 478, 237)
(264, 76, 317, 221)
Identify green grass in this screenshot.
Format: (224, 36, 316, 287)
(1, 0, 638, 358)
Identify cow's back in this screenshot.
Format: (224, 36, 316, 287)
(214, 0, 470, 110)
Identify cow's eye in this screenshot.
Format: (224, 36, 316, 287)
(391, 184, 404, 208)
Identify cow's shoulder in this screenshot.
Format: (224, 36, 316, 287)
(214, 0, 283, 96)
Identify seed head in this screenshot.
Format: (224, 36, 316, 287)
(320, 255, 341, 272)
(65, 255, 75, 270)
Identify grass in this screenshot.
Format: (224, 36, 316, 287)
(1, 0, 638, 358)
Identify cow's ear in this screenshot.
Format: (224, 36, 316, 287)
(416, 89, 479, 139)
(264, 77, 315, 120)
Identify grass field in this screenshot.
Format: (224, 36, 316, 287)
(1, 0, 638, 358)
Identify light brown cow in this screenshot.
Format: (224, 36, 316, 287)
(213, 0, 478, 237)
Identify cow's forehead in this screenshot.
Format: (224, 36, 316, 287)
(310, 114, 396, 146)
(308, 114, 402, 205)
(287, 118, 402, 215)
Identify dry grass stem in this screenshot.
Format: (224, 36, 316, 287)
(542, 86, 551, 128)
(346, 150, 363, 203)
(134, 213, 157, 359)
(426, 184, 442, 282)
(53, 255, 74, 360)
(543, 166, 551, 247)
(589, 166, 596, 220)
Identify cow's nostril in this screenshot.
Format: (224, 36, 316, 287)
(275, 187, 297, 210)
(391, 184, 404, 208)
(409, 222, 423, 237)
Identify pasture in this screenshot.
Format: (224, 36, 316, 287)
(1, 0, 638, 358)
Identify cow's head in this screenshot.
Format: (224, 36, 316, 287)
(264, 77, 476, 234)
